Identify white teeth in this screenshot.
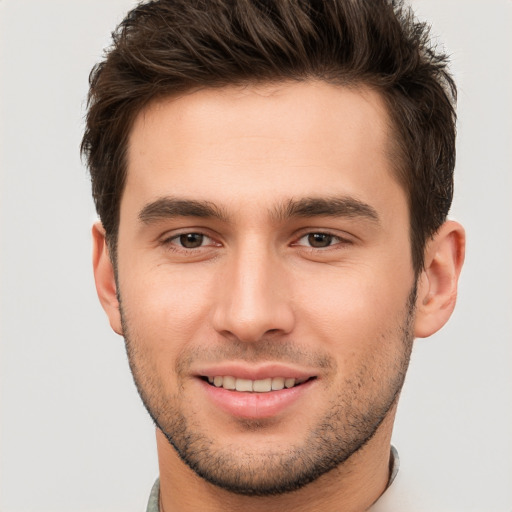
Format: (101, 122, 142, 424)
(284, 378, 296, 389)
(271, 377, 285, 390)
(235, 378, 253, 392)
(253, 378, 272, 392)
(222, 375, 236, 390)
(206, 376, 304, 392)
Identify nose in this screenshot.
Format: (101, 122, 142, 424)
(212, 245, 295, 343)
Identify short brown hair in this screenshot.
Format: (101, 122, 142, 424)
(81, 0, 456, 273)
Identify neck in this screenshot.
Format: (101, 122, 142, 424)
(156, 407, 396, 512)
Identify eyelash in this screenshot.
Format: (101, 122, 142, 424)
(162, 232, 218, 252)
(161, 230, 351, 253)
(293, 232, 350, 249)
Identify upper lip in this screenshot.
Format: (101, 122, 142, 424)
(194, 362, 317, 380)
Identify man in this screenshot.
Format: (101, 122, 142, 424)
(82, 0, 465, 510)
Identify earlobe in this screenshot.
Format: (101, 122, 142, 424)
(92, 222, 123, 336)
(414, 221, 465, 338)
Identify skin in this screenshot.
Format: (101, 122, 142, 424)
(93, 81, 465, 512)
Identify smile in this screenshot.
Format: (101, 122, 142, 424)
(204, 375, 313, 392)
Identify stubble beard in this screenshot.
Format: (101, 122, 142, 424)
(119, 286, 416, 497)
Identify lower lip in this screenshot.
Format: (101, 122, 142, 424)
(199, 378, 315, 419)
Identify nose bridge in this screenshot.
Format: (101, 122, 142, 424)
(212, 237, 294, 342)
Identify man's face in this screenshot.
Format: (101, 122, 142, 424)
(114, 81, 417, 494)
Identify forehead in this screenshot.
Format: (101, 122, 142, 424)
(124, 81, 401, 218)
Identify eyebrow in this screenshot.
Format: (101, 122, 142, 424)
(138, 196, 379, 224)
(273, 196, 380, 224)
(139, 197, 229, 223)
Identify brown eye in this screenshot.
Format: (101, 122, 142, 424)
(307, 233, 334, 248)
(179, 233, 204, 248)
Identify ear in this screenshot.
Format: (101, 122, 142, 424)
(92, 222, 123, 335)
(414, 220, 465, 338)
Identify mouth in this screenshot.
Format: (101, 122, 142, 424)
(201, 375, 316, 392)
(197, 369, 318, 419)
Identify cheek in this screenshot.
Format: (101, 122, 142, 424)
(292, 266, 413, 364)
(119, 266, 216, 367)
(297, 268, 407, 322)
(122, 260, 211, 317)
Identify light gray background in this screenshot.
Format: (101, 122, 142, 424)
(1, 1, 511, 511)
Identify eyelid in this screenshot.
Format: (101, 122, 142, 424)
(172, 233, 211, 247)
(157, 227, 354, 251)
(291, 230, 354, 248)
(160, 229, 222, 249)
